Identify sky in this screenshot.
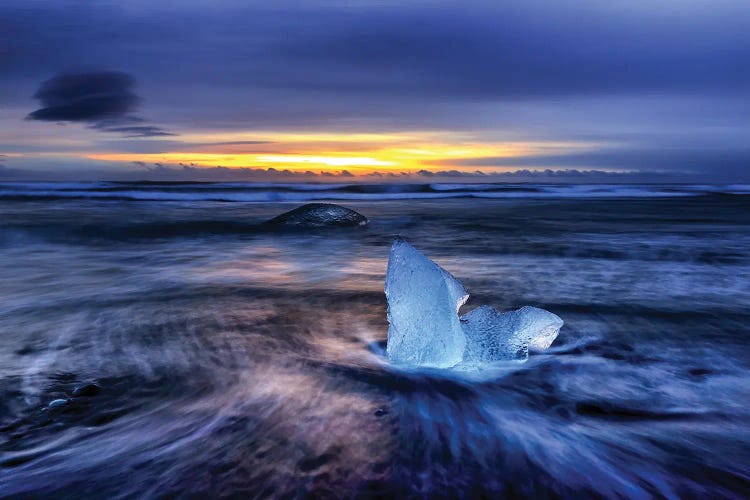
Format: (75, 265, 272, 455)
(1, 0, 748, 182)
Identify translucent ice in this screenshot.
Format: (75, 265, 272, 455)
(384, 239, 563, 369)
(385, 239, 468, 368)
(461, 305, 563, 363)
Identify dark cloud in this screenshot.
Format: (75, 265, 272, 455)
(27, 71, 173, 137)
(27, 71, 138, 122)
(0, 162, 703, 183)
(96, 126, 175, 137)
(185, 140, 271, 147)
(6, 2, 749, 101)
(272, 5, 750, 99)
(128, 165, 358, 182)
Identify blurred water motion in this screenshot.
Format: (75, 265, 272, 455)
(1, 187, 749, 497)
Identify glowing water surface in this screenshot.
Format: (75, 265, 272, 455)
(1, 192, 749, 497)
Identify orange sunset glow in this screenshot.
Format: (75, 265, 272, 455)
(86, 132, 599, 175)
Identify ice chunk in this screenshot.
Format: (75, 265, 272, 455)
(384, 239, 563, 369)
(461, 305, 564, 363)
(385, 239, 468, 368)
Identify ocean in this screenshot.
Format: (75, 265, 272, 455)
(1, 182, 749, 497)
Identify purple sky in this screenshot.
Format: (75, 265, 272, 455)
(1, 1, 748, 181)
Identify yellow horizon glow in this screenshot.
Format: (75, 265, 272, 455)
(255, 155, 395, 167)
(85, 132, 605, 175)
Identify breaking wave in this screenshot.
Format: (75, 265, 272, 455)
(1, 181, 749, 202)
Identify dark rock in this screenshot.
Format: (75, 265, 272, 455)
(265, 203, 368, 228)
(72, 383, 101, 397)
